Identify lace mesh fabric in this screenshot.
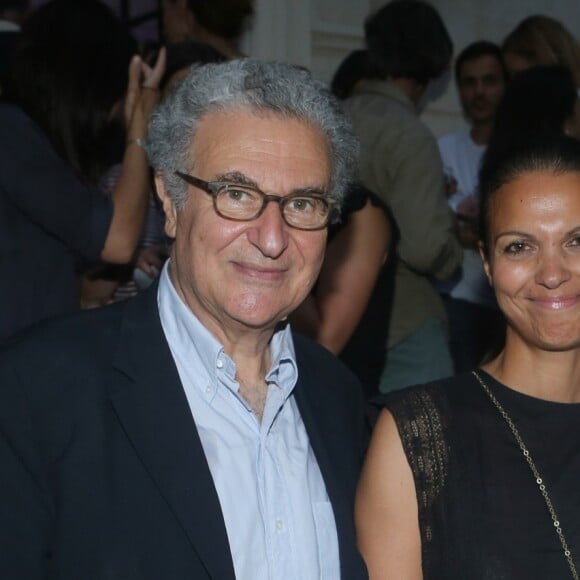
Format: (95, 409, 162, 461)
(381, 386, 450, 572)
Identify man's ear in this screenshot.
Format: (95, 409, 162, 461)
(154, 173, 178, 238)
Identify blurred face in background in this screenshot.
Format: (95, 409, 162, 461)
(458, 54, 506, 125)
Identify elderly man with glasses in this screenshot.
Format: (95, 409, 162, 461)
(0, 59, 368, 579)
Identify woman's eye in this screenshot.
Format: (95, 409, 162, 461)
(504, 241, 530, 255)
(567, 235, 580, 248)
(504, 242, 530, 256)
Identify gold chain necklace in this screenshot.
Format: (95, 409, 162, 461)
(471, 370, 579, 580)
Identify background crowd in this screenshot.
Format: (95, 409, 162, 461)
(5, 0, 580, 397)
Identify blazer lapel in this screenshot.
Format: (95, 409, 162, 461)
(293, 369, 347, 509)
(293, 343, 366, 579)
(109, 285, 236, 580)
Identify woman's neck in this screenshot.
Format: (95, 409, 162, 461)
(482, 341, 580, 403)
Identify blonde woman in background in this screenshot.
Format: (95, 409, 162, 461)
(502, 15, 580, 84)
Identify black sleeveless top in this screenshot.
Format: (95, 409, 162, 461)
(376, 371, 580, 579)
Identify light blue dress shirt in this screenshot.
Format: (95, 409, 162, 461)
(157, 263, 340, 579)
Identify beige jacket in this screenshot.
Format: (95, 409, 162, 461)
(343, 79, 462, 347)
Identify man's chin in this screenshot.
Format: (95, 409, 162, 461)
(225, 303, 289, 333)
(467, 108, 493, 124)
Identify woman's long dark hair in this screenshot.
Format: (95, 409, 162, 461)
(6, 0, 137, 183)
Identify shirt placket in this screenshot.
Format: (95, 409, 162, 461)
(258, 386, 297, 580)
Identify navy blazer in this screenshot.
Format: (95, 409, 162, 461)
(0, 284, 369, 579)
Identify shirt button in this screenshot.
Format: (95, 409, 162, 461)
(216, 359, 224, 369)
(205, 384, 212, 394)
(276, 519, 283, 532)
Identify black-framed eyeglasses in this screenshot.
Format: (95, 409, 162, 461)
(175, 171, 335, 231)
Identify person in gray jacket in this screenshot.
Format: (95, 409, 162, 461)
(344, 0, 462, 392)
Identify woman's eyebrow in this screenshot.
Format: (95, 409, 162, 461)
(493, 230, 534, 243)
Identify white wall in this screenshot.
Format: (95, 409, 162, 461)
(243, 0, 371, 82)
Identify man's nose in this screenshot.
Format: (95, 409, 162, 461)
(247, 199, 289, 259)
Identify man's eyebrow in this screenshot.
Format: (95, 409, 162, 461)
(295, 186, 329, 196)
(214, 171, 329, 196)
(215, 171, 257, 187)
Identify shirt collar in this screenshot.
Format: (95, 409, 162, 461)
(265, 322, 298, 398)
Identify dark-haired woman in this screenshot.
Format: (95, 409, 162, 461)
(0, 0, 165, 339)
(356, 136, 580, 579)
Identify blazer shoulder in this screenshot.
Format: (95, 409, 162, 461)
(0, 301, 129, 415)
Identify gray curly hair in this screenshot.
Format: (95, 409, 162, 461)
(146, 58, 359, 211)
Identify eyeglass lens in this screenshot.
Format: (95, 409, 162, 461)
(215, 184, 329, 229)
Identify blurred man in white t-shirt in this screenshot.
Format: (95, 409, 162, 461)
(437, 41, 508, 371)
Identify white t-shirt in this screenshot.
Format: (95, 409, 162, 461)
(437, 129, 495, 308)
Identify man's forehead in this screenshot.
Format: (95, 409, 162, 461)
(188, 107, 331, 177)
(193, 106, 321, 137)
(459, 55, 504, 79)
